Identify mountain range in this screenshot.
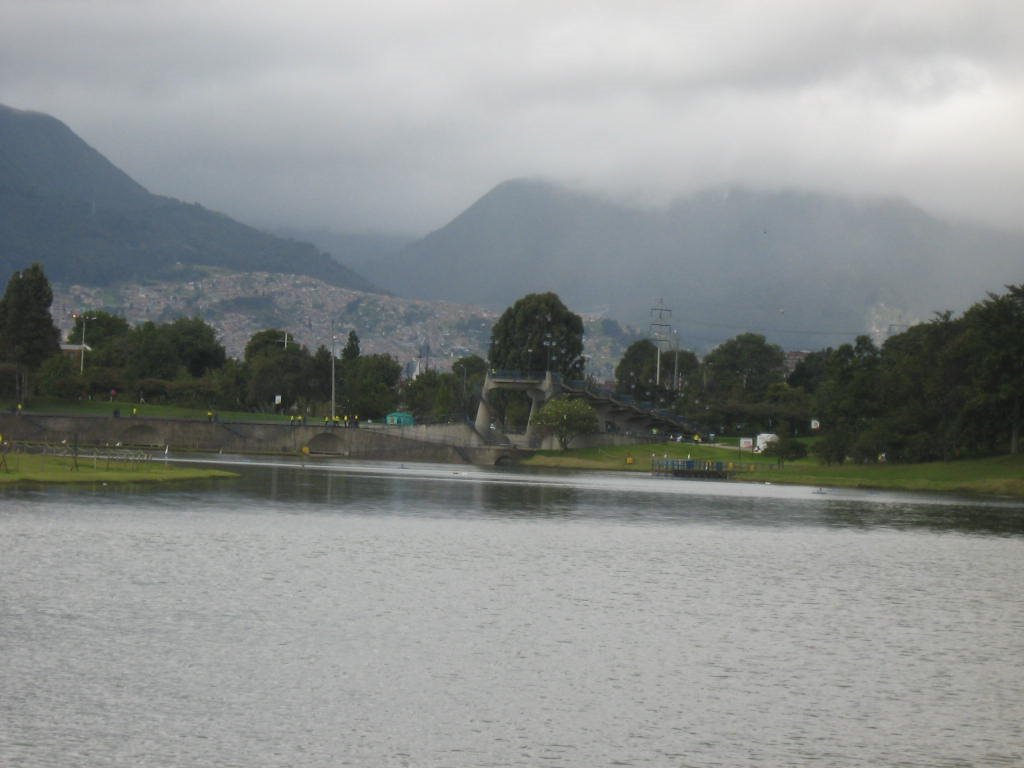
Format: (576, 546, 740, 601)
(3, 102, 1022, 358)
(349, 179, 1023, 350)
(0, 104, 377, 292)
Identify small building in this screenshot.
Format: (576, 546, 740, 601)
(386, 411, 415, 426)
(60, 343, 92, 371)
(754, 433, 779, 453)
(784, 350, 811, 375)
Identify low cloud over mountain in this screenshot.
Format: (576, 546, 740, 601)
(357, 179, 1023, 350)
(0, 104, 378, 292)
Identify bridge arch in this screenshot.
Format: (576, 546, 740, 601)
(474, 372, 557, 443)
(475, 371, 700, 445)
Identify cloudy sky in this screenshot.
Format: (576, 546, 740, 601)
(3, 0, 1022, 235)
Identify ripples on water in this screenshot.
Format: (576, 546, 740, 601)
(2, 458, 1023, 767)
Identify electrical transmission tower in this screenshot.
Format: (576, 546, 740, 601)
(649, 299, 673, 387)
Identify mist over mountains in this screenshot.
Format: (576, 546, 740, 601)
(0, 104, 377, 292)
(353, 179, 1023, 350)
(3, 102, 1021, 357)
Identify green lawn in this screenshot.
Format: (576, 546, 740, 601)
(0, 452, 237, 486)
(6, 399, 1022, 498)
(521, 441, 779, 472)
(2, 398, 291, 423)
(757, 453, 1024, 497)
(522, 442, 1024, 498)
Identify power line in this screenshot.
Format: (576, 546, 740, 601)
(672, 314, 867, 337)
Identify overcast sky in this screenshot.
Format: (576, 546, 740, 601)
(3, 0, 1022, 235)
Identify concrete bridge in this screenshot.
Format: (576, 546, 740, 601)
(1, 379, 697, 465)
(474, 371, 700, 446)
(474, 371, 557, 444)
(0, 413, 520, 466)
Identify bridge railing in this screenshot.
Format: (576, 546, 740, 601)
(558, 375, 699, 432)
(490, 370, 700, 434)
(488, 369, 546, 382)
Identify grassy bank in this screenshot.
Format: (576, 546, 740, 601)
(2, 398, 292, 424)
(0, 452, 237, 486)
(521, 442, 1024, 498)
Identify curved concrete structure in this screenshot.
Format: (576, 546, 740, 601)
(475, 372, 557, 445)
(0, 413, 519, 466)
(474, 371, 700, 444)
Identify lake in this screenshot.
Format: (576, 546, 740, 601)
(2, 457, 1023, 767)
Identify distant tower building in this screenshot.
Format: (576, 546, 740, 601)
(784, 350, 810, 375)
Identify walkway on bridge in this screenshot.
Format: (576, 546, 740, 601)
(474, 370, 700, 445)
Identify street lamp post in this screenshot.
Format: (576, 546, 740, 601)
(330, 320, 337, 422)
(73, 313, 94, 373)
(655, 341, 661, 388)
(672, 330, 680, 392)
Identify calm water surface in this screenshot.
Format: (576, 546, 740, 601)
(2, 457, 1023, 767)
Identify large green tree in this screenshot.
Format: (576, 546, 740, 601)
(701, 333, 785, 402)
(308, 345, 335, 404)
(163, 317, 226, 378)
(697, 332, 786, 435)
(68, 311, 132, 361)
(402, 369, 453, 422)
(878, 313, 967, 462)
(451, 354, 487, 418)
(615, 339, 698, 399)
(615, 339, 660, 399)
(244, 328, 292, 362)
(489, 292, 585, 378)
(960, 285, 1024, 454)
(344, 353, 402, 419)
(123, 321, 181, 381)
(242, 329, 314, 411)
(813, 335, 882, 463)
(0, 263, 62, 400)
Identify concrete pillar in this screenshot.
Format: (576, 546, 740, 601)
(474, 396, 492, 435)
(474, 375, 495, 435)
(524, 390, 546, 444)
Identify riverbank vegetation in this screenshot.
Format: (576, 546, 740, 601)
(0, 264, 487, 422)
(3, 264, 1022, 478)
(521, 442, 1024, 498)
(0, 452, 237, 486)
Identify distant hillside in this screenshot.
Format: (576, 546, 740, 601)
(0, 104, 380, 292)
(274, 227, 415, 270)
(361, 179, 1023, 349)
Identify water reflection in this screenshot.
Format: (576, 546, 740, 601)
(820, 499, 1024, 536)
(4, 455, 1022, 536)
(219, 458, 1016, 536)
(3, 457, 1023, 768)
(250, 461, 582, 518)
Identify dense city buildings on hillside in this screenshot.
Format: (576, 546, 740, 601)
(52, 271, 632, 379)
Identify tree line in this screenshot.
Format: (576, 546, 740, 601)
(3, 263, 1021, 461)
(0, 263, 486, 421)
(483, 289, 1024, 460)
(611, 286, 1023, 461)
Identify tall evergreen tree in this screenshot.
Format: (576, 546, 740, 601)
(0, 263, 61, 400)
(341, 330, 361, 363)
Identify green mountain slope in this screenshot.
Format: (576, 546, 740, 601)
(360, 179, 1024, 349)
(0, 104, 380, 292)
